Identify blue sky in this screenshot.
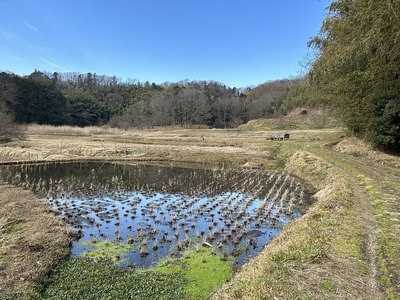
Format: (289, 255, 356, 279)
(0, 0, 329, 88)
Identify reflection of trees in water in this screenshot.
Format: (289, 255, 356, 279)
(0, 162, 309, 267)
(1, 162, 304, 197)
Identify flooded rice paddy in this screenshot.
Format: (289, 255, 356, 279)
(0, 162, 311, 267)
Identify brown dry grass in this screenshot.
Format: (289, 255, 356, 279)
(211, 151, 380, 300)
(0, 124, 341, 170)
(1, 121, 399, 299)
(0, 183, 73, 299)
(239, 107, 342, 131)
(24, 124, 123, 136)
(209, 133, 400, 299)
(334, 137, 400, 169)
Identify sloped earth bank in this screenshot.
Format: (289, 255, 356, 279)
(1, 127, 400, 299)
(0, 184, 73, 299)
(212, 139, 400, 299)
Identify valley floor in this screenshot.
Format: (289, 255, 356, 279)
(1, 125, 399, 299)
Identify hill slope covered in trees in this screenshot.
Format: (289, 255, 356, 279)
(0, 70, 299, 130)
(1, 1, 399, 153)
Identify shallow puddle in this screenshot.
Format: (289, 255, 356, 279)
(0, 162, 310, 267)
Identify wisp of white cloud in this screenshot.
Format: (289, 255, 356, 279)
(38, 57, 69, 72)
(0, 28, 15, 39)
(26, 23, 38, 32)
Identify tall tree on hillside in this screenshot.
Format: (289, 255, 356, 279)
(150, 92, 173, 127)
(0, 72, 20, 140)
(309, 0, 400, 152)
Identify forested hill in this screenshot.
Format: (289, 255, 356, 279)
(1, 2, 399, 153)
(0, 70, 300, 129)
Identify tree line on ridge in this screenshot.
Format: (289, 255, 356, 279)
(0, 70, 298, 130)
(1, 0, 399, 153)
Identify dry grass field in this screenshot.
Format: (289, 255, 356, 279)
(1, 117, 399, 299)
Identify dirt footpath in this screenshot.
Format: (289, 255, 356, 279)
(1, 128, 400, 299)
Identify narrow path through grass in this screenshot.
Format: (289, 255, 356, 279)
(307, 143, 400, 299)
(2, 127, 399, 299)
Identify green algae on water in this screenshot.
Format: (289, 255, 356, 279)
(155, 245, 234, 299)
(79, 240, 136, 263)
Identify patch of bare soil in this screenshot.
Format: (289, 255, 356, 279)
(0, 183, 73, 298)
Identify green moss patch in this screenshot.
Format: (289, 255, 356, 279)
(155, 246, 233, 299)
(40, 247, 232, 300)
(79, 240, 136, 264)
(41, 258, 188, 300)
(40, 244, 233, 300)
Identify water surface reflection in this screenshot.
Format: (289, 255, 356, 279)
(0, 162, 309, 267)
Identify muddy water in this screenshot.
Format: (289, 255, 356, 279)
(0, 162, 310, 267)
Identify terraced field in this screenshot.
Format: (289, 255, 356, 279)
(0, 124, 399, 299)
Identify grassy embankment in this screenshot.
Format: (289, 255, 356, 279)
(0, 184, 72, 299)
(1, 119, 399, 299)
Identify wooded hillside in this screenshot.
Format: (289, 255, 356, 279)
(0, 70, 298, 130)
(1, 1, 399, 153)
